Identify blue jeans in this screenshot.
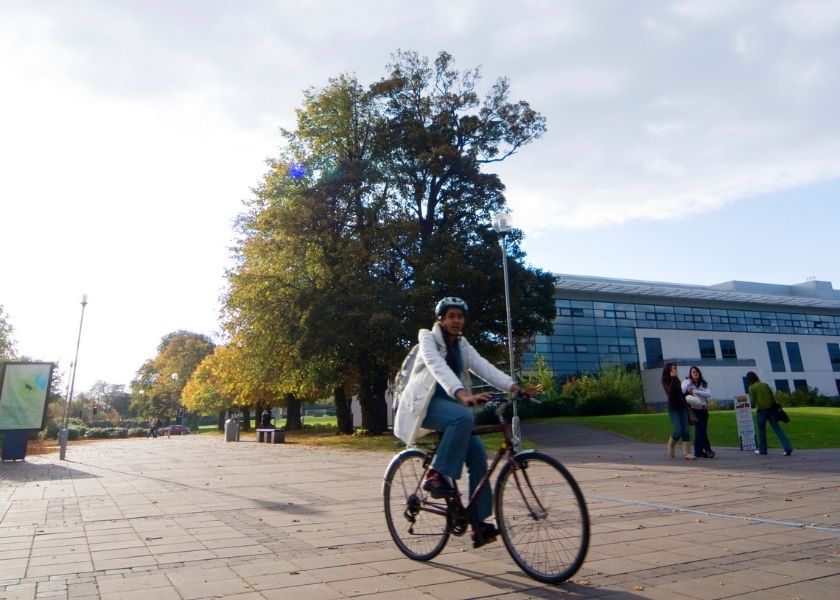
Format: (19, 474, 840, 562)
(422, 393, 492, 521)
(693, 409, 711, 456)
(668, 409, 690, 442)
(756, 408, 792, 454)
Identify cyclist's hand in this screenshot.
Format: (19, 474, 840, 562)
(512, 384, 543, 399)
(464, 392, 494, 407)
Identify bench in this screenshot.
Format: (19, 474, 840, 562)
(256, 428, 284, 444)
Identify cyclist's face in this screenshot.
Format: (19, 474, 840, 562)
(441, 308, 465, 335)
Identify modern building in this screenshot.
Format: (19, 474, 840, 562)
(525, 274, 840, 407)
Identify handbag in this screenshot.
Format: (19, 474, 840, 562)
(687, 407, 698, 425)
(773, 403, 790, 423)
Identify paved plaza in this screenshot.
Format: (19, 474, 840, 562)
(1, 425, 838, 599)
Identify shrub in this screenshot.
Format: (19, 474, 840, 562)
(128, 428, 148, 437)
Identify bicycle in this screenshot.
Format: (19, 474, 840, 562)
(383, 393, 590, 584)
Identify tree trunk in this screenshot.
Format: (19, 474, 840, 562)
(241, 407, 251, 431)
(360, 365, 389, 435)
(285, 393, 303, 430)
(217, 410, 226, 431)
(334, 386, 353, 434)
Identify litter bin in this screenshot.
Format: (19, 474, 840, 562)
(2, 430, 29, 461)
(224, 418, 240, 442)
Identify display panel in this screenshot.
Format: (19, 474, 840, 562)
(0, 362, 53, 430)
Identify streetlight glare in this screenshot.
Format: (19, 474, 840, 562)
(491, 211, 513, 233)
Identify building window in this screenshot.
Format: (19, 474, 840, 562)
(559, 308, 585, 317)
(604, 310, 627, 319)
(563, 344, 588, 353)
(720, 340, 737, 359)
(828, 344, 840, 372)
(774, 380, 790, 393)
(793, 379, 808, 392)
(644, 337, 663, 366)
(767, 341, 786, 372)
(698, 339, 716, 359)
(836, 380, 840, 396)
(785, 342, 804, 372)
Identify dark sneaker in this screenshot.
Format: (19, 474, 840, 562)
(783, 449, 793, 456)
(471, 521, 499, 548)
(422, 469, 455, 498)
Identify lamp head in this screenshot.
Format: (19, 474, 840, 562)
(491, 211, 513, 234)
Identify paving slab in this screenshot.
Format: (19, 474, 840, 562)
(1, 424, 838, 599)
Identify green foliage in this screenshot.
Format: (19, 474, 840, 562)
(0, 304, 16, 360)
(775, 387, 839, 407)
(83, 427, 129, 439)
(561, 365, 643, 415)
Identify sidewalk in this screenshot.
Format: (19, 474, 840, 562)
(0, 427, 837, 599)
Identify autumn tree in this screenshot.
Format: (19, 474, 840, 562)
(130, 331, 215, 422)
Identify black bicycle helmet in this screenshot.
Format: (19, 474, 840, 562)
(435, 297, 468, 319)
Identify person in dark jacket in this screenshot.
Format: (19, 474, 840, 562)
(661, 363, 695, 460)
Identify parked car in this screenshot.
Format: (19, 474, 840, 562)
(159, 424, 190, 436)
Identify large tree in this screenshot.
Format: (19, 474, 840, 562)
(225, 51, 555, 434)
(130, 331, 215, 421)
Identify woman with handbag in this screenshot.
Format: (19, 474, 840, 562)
(661, 363, 695, 460)
(682, 366, 714, 458)
(746, 371, 793, 456)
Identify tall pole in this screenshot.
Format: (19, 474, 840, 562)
(492, 211, 520, 451)
(59, 294, 88, 461)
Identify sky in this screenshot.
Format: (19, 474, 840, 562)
(1, 0, 839, 395)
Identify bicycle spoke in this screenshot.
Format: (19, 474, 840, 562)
(384, 450, 450, 560)
(496, 452, 589, 583)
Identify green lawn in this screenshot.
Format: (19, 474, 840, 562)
(194, 407, 840, 451)
(537, 407, 840, 450)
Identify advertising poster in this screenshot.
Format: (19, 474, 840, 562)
(0, 362, 54, 430)
(733, 394, 756, 451)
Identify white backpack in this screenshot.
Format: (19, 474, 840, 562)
(392, 343, 420, 410)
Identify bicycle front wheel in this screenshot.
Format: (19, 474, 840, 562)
(383, 449, 450, 561)
(495, 451, 589, 583)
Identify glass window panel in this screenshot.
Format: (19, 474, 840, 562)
(793, 379, 808, 392)
(767, 341, 785, 372)
(699, 339, 716, 359)
(785, 342, 804, 372)
(720, 340, 737, 359)
(774, 379, 790, 393)
(828, 343, 840, 372)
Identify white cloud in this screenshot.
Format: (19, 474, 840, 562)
(1, 0, 839, 390)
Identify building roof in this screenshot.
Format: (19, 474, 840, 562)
(553, 274, 840, 311)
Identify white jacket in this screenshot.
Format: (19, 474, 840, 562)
(393, 323, 515, 446)
(681, 378, 711, 409)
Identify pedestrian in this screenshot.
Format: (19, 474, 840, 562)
(393, 297, 541, 548)
(661, 362, 695, 459)
(746, 371, 793, 456)
(682, 366, 714, 458)
(259, 409, 273, 429)
(147, 416, 158, 438)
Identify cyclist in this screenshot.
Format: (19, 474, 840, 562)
(394, 296, 539, 547)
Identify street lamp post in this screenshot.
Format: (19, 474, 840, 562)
(59, 294, 88, 461)
(491, 211, 521, 451)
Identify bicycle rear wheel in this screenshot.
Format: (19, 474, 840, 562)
(495, 451, 589, 583)
(383, 449, 450, 561)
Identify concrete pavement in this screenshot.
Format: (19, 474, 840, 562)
(0, 426, 838, 599)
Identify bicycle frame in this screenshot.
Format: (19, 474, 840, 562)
(413, 396, 541, 533)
